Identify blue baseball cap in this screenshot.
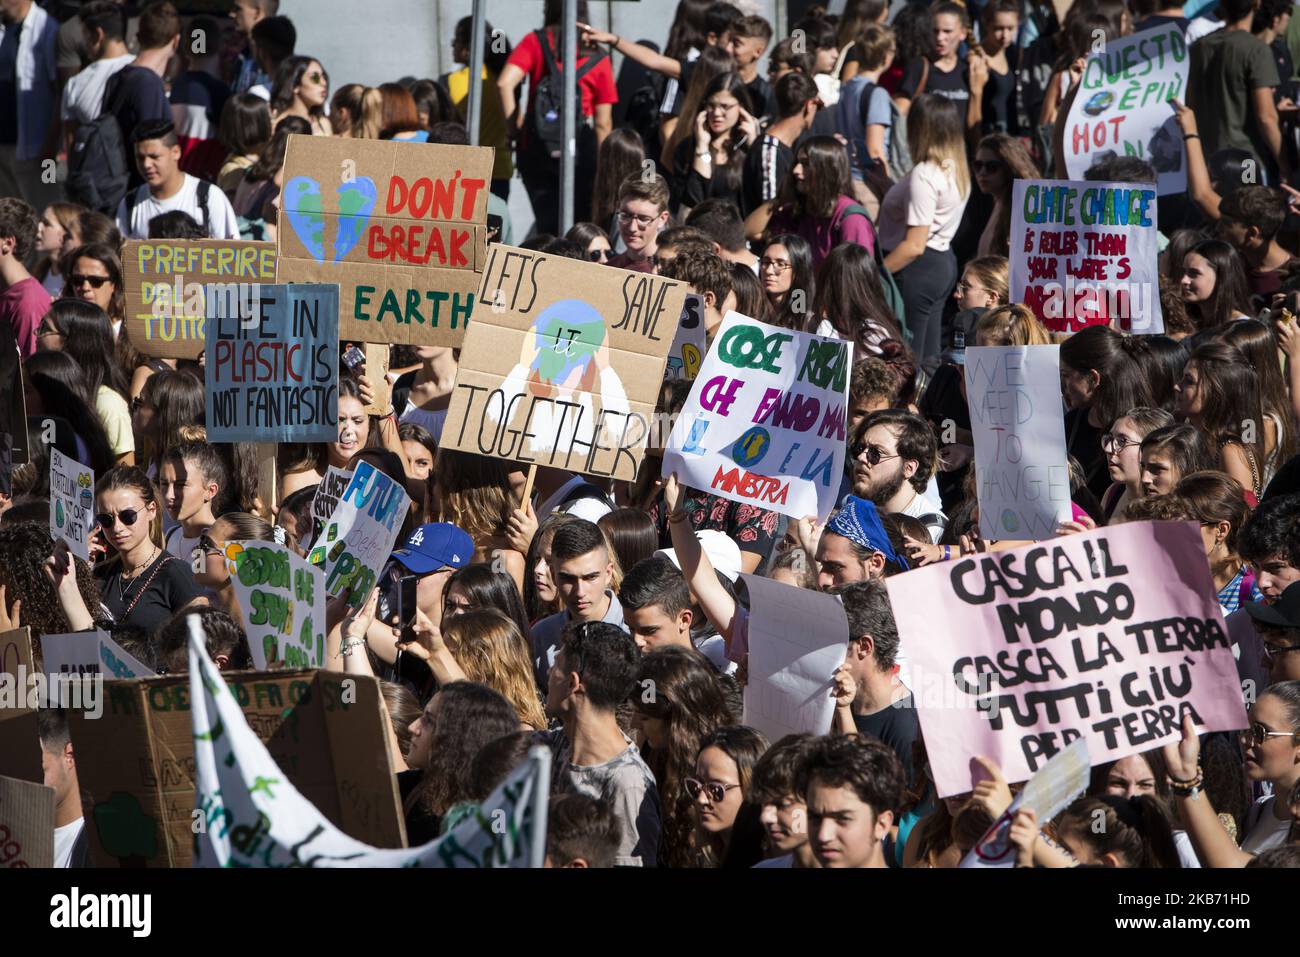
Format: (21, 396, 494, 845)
(391, 523, 475, 575)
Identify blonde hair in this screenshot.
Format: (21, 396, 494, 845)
(442, 609, 548, 730)
(963, 255, 1009, 305)
(973, 303, 1051, 346)
(355, 86, 385, 140)
(907, 93, 970, 198)
(857, 22, 896, 71)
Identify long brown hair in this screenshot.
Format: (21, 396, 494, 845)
(974, 134, 1039, 255)
(591, 129, 645, 229)
(636, 646, 735, 867)
(664, 44, 737, 170)
(776, 135, 855, 220)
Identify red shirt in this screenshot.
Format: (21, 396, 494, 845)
(0, 277, 50, 358)
(507, 29, 618, 119)
(608, 252, 655, 273)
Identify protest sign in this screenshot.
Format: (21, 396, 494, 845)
(41, 631, 155, 686)
(441, 245, 688, 482)
(0, 774, 55, 867)
(204, 281, 339, 443)
(665, 294, 707, 382)
(740, 574, 848, 741)
(187, 624, 549, 867)
(886, 521, 1247, 798)
(960, 737, 1090, 868)
(663, 312, 851, 521)
(66, 665, 406, 868)
(965, 345, 1072, 540)
(1063, 26, 1188, 196)
(308, 460, 410, 609)
(0, 628, 42, 784)
(311, 466, 355, 543)
(122, 239, 277, 359)
(222, 540, 326, 669)
(49, 448, 93, 561)
(276, 135, 492, 346)
(1010, 178, 1163, 334)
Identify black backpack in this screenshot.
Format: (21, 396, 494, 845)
(532, 29, 606, 159)
(66, 69, 135, 215)
(615, 46, 666, 165)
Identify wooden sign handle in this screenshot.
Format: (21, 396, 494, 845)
(521, 463, 538, 505)
(363, 343, 391, 416)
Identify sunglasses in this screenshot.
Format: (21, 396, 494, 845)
(684, 777, 740, 803)
(196, 534, 225, 557)
(71, 273, 111, 288)
(1263, 641, 1300, 662)
(973, 159, 1005, 173)
(1243, 722, 1296, 746)
(305, 71, 327, 84)
(850, 442, 901, 466)
(588, 248, 609, 262)
(96, 509, 142, 528)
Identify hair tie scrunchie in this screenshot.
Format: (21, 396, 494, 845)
(273, 525, 287, 546)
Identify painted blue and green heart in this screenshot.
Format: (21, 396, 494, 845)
(284, 176, 378, 263)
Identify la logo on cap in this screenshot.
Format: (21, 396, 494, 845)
(411, 529, 424, 546)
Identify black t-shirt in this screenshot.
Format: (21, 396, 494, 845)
(105, 66, 171, 189)
(900, 58, 970, 103)
(397, 769, 441, 845)
(743, 74, 776, 121)
(742, 134, 794, 215)
(95, 551, 201, 635)
(1066, 408, 1112, 501)
(980, 45, 1021, 135)
(852, 694, 921, 784)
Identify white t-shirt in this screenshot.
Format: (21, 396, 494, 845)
(1186, 16, 1223, 42)
(1241, 795, 1293, 855)
(53, 818, 85, 868)
(116, 173, 240, 240)
(62, 54, 134, 124)
(877, 161, 970, 254)
(901, 491, 947, 545)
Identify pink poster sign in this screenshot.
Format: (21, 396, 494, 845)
(886, 521, 1249, 798)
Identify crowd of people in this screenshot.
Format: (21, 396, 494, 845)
(2, 0, 1300, 870)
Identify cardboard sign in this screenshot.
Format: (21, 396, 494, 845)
(441, 245, 688, 482)
(311, 466, 355, 541)
(1010, 179, 1163, 334)
(741, 575, 848, 741)
(961, 737, 1090, 868)
(665, 294, 707, 381)
(308, 461, 411, 609)
(41, 631, 155, 687)
(0, 628, 42, 784)
(204, 282, 340, 443)
(222, 540, 327, 670)
(663, 312, 851, 521)
(187, 627, 549, 867)
(49, 448, 94, 561)
(275, 135, 493, 346)
(0, 774, 55, 868)
(965, 346, 1072, 540)
(1063, 26, 1188, 196)
(886, 521, 1247, 798)
(122, 239, 277, 359)
(66, 668, 406, 868)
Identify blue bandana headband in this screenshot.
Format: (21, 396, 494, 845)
(826, 496, 910, 571)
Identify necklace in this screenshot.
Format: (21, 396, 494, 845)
(118, 546, 159, 598)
